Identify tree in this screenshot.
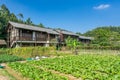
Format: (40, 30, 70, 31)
(76, 32, 82, 35)
(9, 13, 18, 22)
(91, 28, 111, 46)
(0, 4, 10, 16)
(38, 23, 45, 28)
(0, 4, 18, 39)
(65, 36, 80, 55)
(17, 13, 23, 19)
(17, 13, 24, 22)
(25, 17, 32, 25)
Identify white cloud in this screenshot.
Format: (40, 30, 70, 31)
(93, 4, 110, 10)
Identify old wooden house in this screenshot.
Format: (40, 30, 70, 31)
(6, 21, 93, 48)
(6, 21, 59, 47)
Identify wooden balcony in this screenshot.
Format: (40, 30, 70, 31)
(19, 36, 47, 41)
(20, 36, 32, 41)
(36, 38, 47, 41)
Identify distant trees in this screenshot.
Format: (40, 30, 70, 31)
(17, 13, 24, 23)
(84, 26, 120, 47)
(25, 17, 32, 25)
(76, 32, 82, 35)
(38, 23, 45, 28)
(17, 13, 24, 20)
(91, 28, 111, 46)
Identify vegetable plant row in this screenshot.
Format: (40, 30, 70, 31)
(8, 62, 68, 80)
(27, 54, 120, 80)
(0, 54, 24, 63)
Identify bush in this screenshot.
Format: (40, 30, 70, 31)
(0, 48, 8, 54)
(77, 44, 120, 50)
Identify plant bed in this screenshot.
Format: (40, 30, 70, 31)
(8, 62, 68, 80)
(27, 54, 120, 80)
(0, 54, 24, 63)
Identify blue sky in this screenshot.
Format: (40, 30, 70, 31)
(0, 0, 120, 33)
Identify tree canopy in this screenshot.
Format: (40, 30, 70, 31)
(83, 26, 120, 46)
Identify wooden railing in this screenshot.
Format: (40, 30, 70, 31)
(36, 38, 47, 41)
(20, 36, 32, 41)
(19, 36, 47, 41)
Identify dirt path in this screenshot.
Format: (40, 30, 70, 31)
(1, 63, 29, 80)
(34, 65, 82, 80)
(0, 76, 9, 80)
(50, 70, 82, 80)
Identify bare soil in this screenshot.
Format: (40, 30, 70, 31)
(50, 70, 82, 80)
(0, 76, 9, 80)
(35, 65, 82, 80)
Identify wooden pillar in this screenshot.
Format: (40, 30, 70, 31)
(48, 33, 50, 41)
(34, 31, 37, 47)
(7, 27, 10, 48)
(20, 29, 22, 47)
(45, 33, 50, 47)
(14, 28, 17, 47)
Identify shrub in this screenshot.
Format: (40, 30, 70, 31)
(7, 47, 56, 58)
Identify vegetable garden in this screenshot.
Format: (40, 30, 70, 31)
(7, 54, 120, 80)
(0, 46, 120, 80)
(8, 62, 68, 80)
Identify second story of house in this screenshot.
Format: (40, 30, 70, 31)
(6, 21, 59, 42)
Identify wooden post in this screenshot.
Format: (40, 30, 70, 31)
(20, 29, 22, 47)
(45, 33, 50, 47)
(15, 28, 19, 47)
(48, 34, 50, 41)
(35, 31, 37, 47)
(7, 27, 10, 48)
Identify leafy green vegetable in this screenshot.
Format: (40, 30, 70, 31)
(27, 54, 120, 79)
(8, 62, 68, 80)
(0, 54, 24, 63)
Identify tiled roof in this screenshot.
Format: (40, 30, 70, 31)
(55, 29, 78, 36)
(79, 36, 94, 40)
(9, 21, 59, 35)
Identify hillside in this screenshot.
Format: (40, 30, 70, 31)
(84, 26, 120, 47)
